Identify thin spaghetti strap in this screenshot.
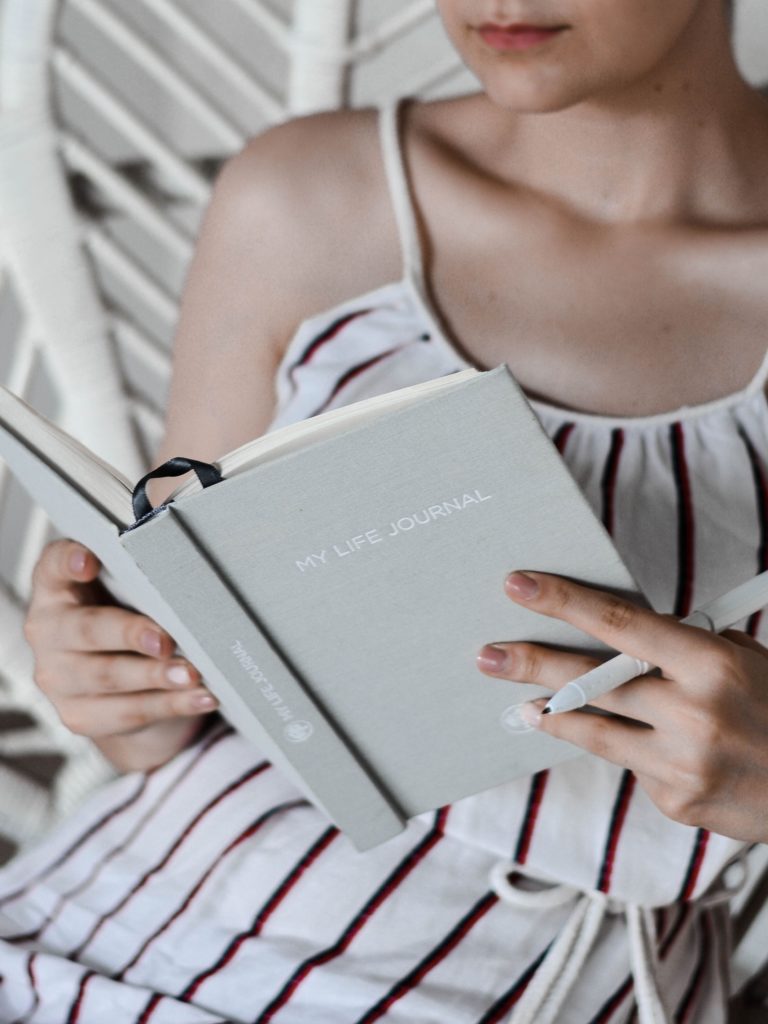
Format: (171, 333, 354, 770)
(378, 98, 426, 288)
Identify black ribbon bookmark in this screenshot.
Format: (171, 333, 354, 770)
(131, 456, 223, 524)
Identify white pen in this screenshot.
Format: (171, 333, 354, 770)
(542, 569, 768, 716)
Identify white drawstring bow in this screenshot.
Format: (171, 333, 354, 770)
(489, 853, 748, 1024)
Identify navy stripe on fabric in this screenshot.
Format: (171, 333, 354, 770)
(670, 422, 694, 619)
(0, 777, 150, 913)
(669, 421, 711, 903)
(117, 800, 309, 983)
(68, 760, 271, 961)
(308, 341, 414, 417)
(6, 727, 235, 947)
(65, 969, 95, 1024)
(355, 890, 499, 1023)
(249, 825, 339, 938)
(674, 909, 711, 1023)
(588, 900, 693, 1024)
(167, 823, 341, 1013)
(595, 427, 635, 896)
(514, 770, 549, 865)
(250, 807, 450, 1024)
(288, 309, 373, 381)
(475, 942, 551, 1024)
(677, 828, 710, 903)
(7, 952, 39, 1024)
(596, 770, 636, 894)
(601, 427, 625, 536)
(588, 973, 634, 1024)
(660, 903, 692, 959)
(553, 421, 575, 454)
(510, 420, 574, 869)
(737, 425, 768, 636)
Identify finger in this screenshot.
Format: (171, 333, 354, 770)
(519, 698, 664, 779)
(504, 571, 722, 677)
(720, 628, 768, 656)
(31, 541, 101, 605)
(56, 688, 219, 738)
(477, 642, 602, 684)
(476, 641, 673, 724)
(47, 605, 177, 657)
(40, 652, 202, 699)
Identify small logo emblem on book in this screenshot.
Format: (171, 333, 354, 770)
(500, 704, 536, 735)
(284, 720, 314, 743)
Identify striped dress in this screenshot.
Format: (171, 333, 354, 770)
(0, 99, 763, 1024)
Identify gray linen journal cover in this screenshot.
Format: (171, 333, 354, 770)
(118, 365, 643, 850)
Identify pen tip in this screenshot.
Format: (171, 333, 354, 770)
(542, 707, 551, 716)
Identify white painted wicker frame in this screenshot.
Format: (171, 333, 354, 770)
(0, 1, 766, 1015)
(0, 0, 471, 853)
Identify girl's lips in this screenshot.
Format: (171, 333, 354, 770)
(476, 23, 568, 51)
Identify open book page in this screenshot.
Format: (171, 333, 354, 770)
(166, 369, 479, 501)
(0, 385, 134, 526)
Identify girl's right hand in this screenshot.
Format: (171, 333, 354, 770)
(23, 538, 220, 773)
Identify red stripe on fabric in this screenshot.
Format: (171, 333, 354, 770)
(589, 901, 693, 1024)
(288, 309, 373, 382)
(0, 776, 150, 912)
(553, 422, 575, 453)
(670, 422, 695, 618)
(514, 770, 549, 865)
(475, 942, 551, 1024)
(12, 726, 235, 947)
(588, 974, 634, 1024)
(7, 952, 39, 1024)
(660, 902, 692, 959)
(68, 760, 271, 960)
(601, 428, 625, 535)
(117, 800, 309, 983)
(677, 829, 710, 902)
(308, 343, 409, 417)
(356, 891, 499, 1023)
(251, 807, 450, 1024)
(173, 824, 341, 1007)
(674, 909, 712, 1023)
(65, 969, 95, 1024)
(136, 993, 163, 1024)
(250, 825, 339, 937)
(596, 770, 637, 893)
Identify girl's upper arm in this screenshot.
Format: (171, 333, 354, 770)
(146, 110, 391, 508)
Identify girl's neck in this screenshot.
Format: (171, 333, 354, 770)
(474, 10, 768, 226)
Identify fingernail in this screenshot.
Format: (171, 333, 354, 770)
(141, 629, 163, 656)
(476, 644, 507, 672)
(69, 548, 87, 574)
(518, 700, 547, 728)
(192, 692, 217, 711)
(506, 571, 539, 599)
(166, 664, 192, 686)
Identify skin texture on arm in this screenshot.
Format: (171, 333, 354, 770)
(25, 111, 398, 773)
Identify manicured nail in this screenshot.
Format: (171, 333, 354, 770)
(506, 571, 539, 599)
(192, 692, 217, 711)
(140, 629, 163, 656)
(166, 664, 193, 686)
(69, 548, 87, 574)
(476, 645, 507, 672)
(518, 700, 547, 728)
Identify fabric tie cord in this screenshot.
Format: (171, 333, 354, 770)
(489, 850, 749, 1024)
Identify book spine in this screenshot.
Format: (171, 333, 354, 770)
(119, 504, 405, 851)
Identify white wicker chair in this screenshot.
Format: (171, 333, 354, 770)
(0, 1, 766, 1016)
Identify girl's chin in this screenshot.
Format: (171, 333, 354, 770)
(480, 76, 587, 115)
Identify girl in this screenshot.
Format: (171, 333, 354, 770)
(4, 1, 768, 1020)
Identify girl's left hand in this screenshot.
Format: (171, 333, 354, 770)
(476, 570, 768, 844)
